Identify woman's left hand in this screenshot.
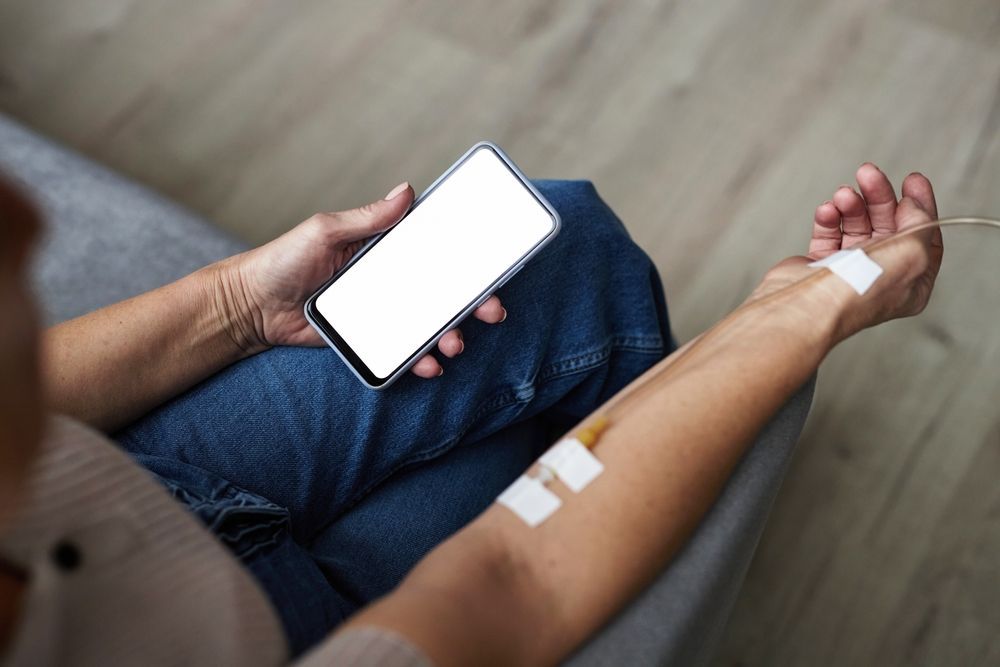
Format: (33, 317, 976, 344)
(212, 182, 507, 378)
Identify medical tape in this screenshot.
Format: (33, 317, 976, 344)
(808, 248, 883, 295)
(498, 432, 607, 526)
(497, 475, 562, 527)
(538, 437, 605, 493)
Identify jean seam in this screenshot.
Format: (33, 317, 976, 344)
(538, 336, 664, 382)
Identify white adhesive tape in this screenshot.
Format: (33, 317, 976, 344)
(497, 475, 562, 527)
(808, 248, 883, 295)
(539, 438, 605, 493)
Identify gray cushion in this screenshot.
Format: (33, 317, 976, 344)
(0, 114, 246, 325)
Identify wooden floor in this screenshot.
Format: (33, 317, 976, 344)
(1, 1, 997, 664)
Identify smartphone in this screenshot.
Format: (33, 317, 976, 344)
(304, 142, 561, 389)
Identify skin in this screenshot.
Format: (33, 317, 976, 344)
(43, 182, 508, 432)
(0, 165, 942, 663)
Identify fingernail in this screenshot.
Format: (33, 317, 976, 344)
(499, 308, 508, 323)
(384, 182, 409, 200)
(437, 367, 444, 377)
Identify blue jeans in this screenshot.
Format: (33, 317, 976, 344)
(116, 180, 675, 656)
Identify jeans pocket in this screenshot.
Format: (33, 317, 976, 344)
(132, 453, 291, 563)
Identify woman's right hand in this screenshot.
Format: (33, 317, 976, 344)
(749, 164, 944, 343)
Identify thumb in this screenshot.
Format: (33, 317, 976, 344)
(332, 181, 413, 244)
(895, 196, 931, 230)
(895, 195, 943, 253)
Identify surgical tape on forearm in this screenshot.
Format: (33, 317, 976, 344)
(498, 436, 605, 526)
(808, 248, 883, 295)
(539, 438, 605, 492)
(497, 476, 562, 527)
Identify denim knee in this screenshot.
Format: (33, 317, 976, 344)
(533, 179, 631, 239)
(530, 179, 651, 286)
(524, 179, 675, 352)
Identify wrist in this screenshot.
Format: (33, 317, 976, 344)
(201, 257, 271, 359)
(753, 274, 847, 357)
(802, 270, 875, 346)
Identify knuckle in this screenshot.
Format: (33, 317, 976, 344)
(310, 211, 334, 223)
(306, 212, 354, 245)
(303, 213, 332, 239)
(358, 201, 381, 222)
(305, 212, 333, 230)
(361, 203, 389, 232)
(324, 212, 353, 243)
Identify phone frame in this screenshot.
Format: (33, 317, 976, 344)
(304, 141, 561, 389)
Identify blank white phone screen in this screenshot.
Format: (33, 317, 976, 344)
(315, 147, 556, 379)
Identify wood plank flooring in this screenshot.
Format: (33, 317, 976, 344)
(1, 1, 997, 664)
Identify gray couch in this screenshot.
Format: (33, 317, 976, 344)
(0, 113, 813, 666)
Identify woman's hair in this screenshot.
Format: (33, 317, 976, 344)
(0, 175, 41, 269)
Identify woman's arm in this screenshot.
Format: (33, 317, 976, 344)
(342, 192, 942, 666)
(42, 184, 509, 432)
(42, 264, 257, 432)
(345, 277, 837, 666)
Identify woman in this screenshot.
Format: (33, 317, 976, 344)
(0, 164, 941, 664)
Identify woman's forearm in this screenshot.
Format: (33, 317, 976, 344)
(42, 263, 258, 432)
(346, 276, 843, 666)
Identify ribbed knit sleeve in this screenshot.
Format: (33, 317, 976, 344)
(0, 416, 287, 666)
(298, 626, 433, 667)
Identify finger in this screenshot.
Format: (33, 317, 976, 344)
(411, 354, 443, 378)
(833, 185, 872, 248)
(901, 172, 938, 219)
(901, 175, 943, 263)
(895, 196, 933, 229)
(895, 195, 942, 263)
(437, 329, 464, 358)
(808, 200, 843, 259)
(856, 163, 897, 239)
(326, 182, 414, 244)
(901, 173, 942, 252)
(473, 295, 507, 324)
